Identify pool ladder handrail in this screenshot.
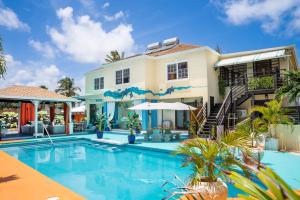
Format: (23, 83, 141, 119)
(43, 124, 53, 145)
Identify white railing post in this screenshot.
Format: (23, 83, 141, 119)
(67, 102, 73, 134)
(32, 100, 40, 137)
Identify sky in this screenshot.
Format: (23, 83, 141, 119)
(1, 0, 300, 93)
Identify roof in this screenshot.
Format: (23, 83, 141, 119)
(215, 49, 286, 67)
(145, 43, 200, 57)
(0, 85, 78, 102)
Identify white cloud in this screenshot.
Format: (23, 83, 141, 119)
(28, 39, 55, 58)
(0, 7, 30, 31)
(102, 2, 110, 9)
(214, 0, 300, 34)
(48, 7, 135, 64)
(104, 11, 125, 21)
(0, 54, 62, 90)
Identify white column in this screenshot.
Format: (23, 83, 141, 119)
(18, 101, 21, 134)
(32, 100, 40, 137)
(67, 102, 73, 134)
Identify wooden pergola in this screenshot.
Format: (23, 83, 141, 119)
(0, 85, 79, 137)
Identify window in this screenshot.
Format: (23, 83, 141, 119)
(116, 70, 123, 84)
(94, 77, 104, 90)
(123, 68, 130, 83)
(94, 78, 100, 90)
(116, 68, 130, 84)
(178, 62, 188, 79)
(167, 62, 188, 80)
(99, 77, 104, 89)
(167, 64, 177, 80)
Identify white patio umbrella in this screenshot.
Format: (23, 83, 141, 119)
(71, 105, 85, 113)
(129, 102, 196, 129)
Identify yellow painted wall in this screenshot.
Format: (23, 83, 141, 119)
(85, 47, 218, 104)
(272, 124, 300, 151)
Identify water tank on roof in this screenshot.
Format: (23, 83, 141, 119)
(146, 42, 161, 51)
(162, 37, 179, 46)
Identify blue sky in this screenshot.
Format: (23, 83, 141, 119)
(0, 0, 300, 92)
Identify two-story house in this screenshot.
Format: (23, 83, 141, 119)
(84, 37, 298, 132)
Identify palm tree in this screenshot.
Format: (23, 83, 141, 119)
(277, 70, 300, 103)
(0, 37, 6, 79)
(250, 99, 292, 137)
(39, 85, 48, 90)
(105, 50, 124, 63)
(55, 77, 81, 97)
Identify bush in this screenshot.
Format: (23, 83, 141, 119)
(248, 76, 274, 90)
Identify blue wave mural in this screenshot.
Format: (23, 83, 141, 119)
(104, 86, 192, 99)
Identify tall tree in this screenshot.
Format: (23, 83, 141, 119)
(105, 50, 124, 63)
(277, 70, 300, 103)
(0, 37, 6, 79)
(215, 44, 222, 54)
(39, 85, 48, 90)
(55, 77, 81, 97)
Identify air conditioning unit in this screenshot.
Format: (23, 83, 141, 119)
(162, 37, 179, 46)
(236, 109, 247, 119)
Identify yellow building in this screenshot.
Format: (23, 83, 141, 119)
(84, 37, 298, 132)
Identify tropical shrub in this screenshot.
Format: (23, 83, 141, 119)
(250, 99, 292, 138)
(277, 70, 300, 103)
(96, 112, 108, 132)
(248, 76, 274, 90)
(229, 166, 300, 200)
(127, 112, 141, 135)
(218, 77, 226, 98)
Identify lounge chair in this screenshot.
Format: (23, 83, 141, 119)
(144, 129, 152, 141)
(151, 129, 162, 142)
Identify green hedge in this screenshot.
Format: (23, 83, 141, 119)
(248, 76, 274, 90)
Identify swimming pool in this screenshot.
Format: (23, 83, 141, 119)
(1, 138, 299, 199)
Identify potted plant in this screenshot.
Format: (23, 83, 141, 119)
(173, 134, 251, 200)
(133, 113, 141, 134)
(96, 113, 108, 139)
(250, 99, 292, 151)
(127, 112, 140, 144)
(232, 118, 267, 165)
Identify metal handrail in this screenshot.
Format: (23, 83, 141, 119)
(43, 124, 53, 145)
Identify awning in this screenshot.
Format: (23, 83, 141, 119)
(215, 50, 286, 67)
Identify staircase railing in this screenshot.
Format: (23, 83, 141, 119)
(216, 75, 248, 126)
(43, 124, 53, 145)
(196, 102, 207, 125)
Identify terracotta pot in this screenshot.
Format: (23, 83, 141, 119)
(189, 178, 228, 200)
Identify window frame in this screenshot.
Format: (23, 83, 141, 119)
(115, 68, 130, 85)
(166, 61, 189, 81)
(94, 77, 104, 90)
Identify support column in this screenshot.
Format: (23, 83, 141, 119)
(103, 102, 108, 130)
(32, 100, 40, 137)
(18, 101, 21, 134)
(151, 100, 158, 128)
(142, 99, 148, 131)
(67, 102, 73, 135)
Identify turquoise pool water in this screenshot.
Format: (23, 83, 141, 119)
(1, 139, 299, 199)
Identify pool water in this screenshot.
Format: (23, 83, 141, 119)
(0, 139, 277, 199)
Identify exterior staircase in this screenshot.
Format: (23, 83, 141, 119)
(202, 103, 222, 134)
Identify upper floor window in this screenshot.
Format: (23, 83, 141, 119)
(94, 77, 104, 90)
(167, 62, 188, 80)
(116, 68, 130, 85)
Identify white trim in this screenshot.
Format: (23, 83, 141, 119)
(0, 95, 79, 102)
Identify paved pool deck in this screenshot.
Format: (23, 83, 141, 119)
(0, 150, 84, 200)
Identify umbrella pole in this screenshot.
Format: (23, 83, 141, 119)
(161, 110, 164, 134)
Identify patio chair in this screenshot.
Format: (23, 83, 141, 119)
(151, 129, 162, 142)
(144, 129, 152, 141)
